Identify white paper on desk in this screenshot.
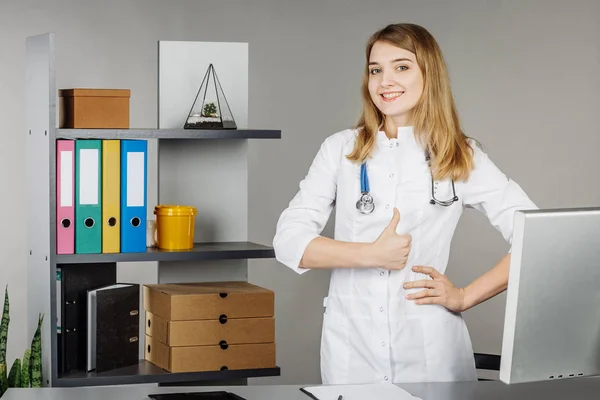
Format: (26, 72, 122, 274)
(300, 383, 422, 400)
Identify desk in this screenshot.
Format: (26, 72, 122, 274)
(3, 378, 600, 400)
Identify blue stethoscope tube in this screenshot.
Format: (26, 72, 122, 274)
(360, 162, 370, 193)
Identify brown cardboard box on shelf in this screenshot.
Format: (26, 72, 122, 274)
(146, 311, 275, 347)
(143, 281, 274, 321)
(59, 88, 130, 128)
(143, 281, 276, 373)
(145, 334, 276, 373)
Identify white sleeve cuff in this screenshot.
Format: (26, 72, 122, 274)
(273, 232, 320, 275)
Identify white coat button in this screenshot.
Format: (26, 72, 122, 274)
(384, 376, 389, 381)
(385, 204, 390, 209)
(380, 307, 384, 312)
(396, 142, 399, 147)
(389, 143, 393, 148)
(389, 173, 394, 178)
(380, 271, 385, 276)
(381, 341, 386, 346)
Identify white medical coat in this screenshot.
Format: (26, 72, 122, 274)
(273, 126, 538, 384)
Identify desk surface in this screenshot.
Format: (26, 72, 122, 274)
(3, 378, 600, 400)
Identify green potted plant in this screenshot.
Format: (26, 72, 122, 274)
(0, 286, 44, 397)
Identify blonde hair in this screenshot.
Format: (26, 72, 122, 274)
(347, 23, 475, 181)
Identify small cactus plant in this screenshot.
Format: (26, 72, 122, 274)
(202, 102, 218, 117)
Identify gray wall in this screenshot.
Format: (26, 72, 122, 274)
(1, 0, 599, 386)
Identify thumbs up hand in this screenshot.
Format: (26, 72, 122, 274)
(372, 208, 412, 270)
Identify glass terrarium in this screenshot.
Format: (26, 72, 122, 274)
(184, 63, 237, 130)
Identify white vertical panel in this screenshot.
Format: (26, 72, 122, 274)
(158, 41, 249, 285)
(26, 32, 54, 386)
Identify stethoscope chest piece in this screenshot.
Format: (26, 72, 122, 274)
(356, 192, 375, 214)
(356, 163, 375, 214)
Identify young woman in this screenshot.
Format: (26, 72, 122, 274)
(273, 23, 537, 384)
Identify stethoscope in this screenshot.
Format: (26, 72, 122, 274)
(356, 149, 458, 214)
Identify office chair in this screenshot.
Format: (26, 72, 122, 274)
(474, 353, 501, 381)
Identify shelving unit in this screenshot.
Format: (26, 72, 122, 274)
(26, 33, 281, 388)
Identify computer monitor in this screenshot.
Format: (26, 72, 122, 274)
(500, 207, 600, 384)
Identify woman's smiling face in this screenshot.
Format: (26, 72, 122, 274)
(367, 41, 424, 127)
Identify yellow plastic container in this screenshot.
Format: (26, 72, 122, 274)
(154, 205, 198, 250)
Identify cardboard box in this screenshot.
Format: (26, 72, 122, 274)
(145, 334, 276, 373)
(143, 281, 277, 373)
(59, 88, 130, 128)
(146, 312, 275, 347)
(143, 282, 274, 321)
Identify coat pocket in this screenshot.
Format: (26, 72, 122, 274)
(390, 316, 428, 382)
(320, 308, 350, 384)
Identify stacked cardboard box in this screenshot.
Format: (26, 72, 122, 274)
(143, 281, 276, 373)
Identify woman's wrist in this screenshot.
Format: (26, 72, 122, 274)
(360, 242, 380, 268)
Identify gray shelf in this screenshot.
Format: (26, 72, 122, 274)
(56, 361, 280, 387)
(55, 241, 275, 264)
(55, 128, 281, 140)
